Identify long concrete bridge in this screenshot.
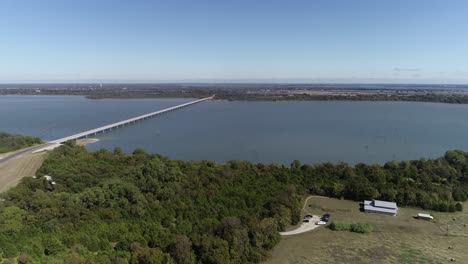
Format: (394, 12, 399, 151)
(0, 96, 214, 163)
(50, 95, 214, 144)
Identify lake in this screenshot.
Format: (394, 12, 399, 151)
(1, 95, 468, 165)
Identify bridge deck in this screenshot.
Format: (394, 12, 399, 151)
(50, 95, 214, 144)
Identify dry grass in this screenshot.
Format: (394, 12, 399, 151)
(266, 197, 468, 264)
(0, 152, 48, 192)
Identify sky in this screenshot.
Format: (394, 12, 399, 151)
(1, 0, 467, 83)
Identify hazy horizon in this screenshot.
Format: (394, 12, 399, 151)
(1, 80, 468, 86)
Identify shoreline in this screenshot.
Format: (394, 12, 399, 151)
(3, 93, 468, 105)
(76, 138, 99, 146)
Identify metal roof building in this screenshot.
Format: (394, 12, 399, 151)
(363, 200, 398, 216)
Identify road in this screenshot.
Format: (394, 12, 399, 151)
(0, 143, 56, 164)
(279, 196, 326, 236)
(279, 215, 322, 236)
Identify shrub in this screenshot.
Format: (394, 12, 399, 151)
(43, 237, 65, 256)
(350, 223, 374, 234)
(0, 242, 18, 258)
(17, 252, 33, 264)
(329, 221, 351, 231)
(132, 148, 148, 155)
(448, 203, 456, 212)
(455, 202, 463, 212)
(329, 221, 373, 234)
(115, 240, 131, 251)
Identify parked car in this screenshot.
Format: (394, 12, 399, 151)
(320, 214, 330, 222)
(303, 219, 310, 223)
(316, 221, 326, 225)
(304, 214, 313, 220)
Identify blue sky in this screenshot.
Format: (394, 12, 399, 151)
(1, 0, 467, 83)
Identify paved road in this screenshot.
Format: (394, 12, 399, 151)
(0, 143, 55, 164)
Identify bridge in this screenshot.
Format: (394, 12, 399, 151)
(0, 96, 214, 163)
(50, 95, 214, 143)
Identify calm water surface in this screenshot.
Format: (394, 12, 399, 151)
(1, 95, 468, 165)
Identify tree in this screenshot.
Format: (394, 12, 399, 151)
(290, 160, 301, 170)
(2, 143, 468, 263)
(130, 247, 173, 264)
(43, 236, 65, 256)
(133, 148, 148, 155)
(448, 203, 456, 212)
(17, 252, 33, 264)
(63, 140, 76, 147)
(168, 235, 194, 264)
(199, 236, 230, 264)
(0, 206, 26, 235)
(251, 218, 280, 251)
(445, 150, 466, 169)
(216, 217, 252, 262)
(60, 252, 87, 264)
(438, 202, 449, 212)
(114, 147, 123, 155)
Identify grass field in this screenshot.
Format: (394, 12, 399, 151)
(0, 152, 48, 193)
(266, 196, 468, 264)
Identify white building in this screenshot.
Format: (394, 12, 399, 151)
(363, 200, 398, 216)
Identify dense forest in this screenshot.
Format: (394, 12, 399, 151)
(0, 132, 43, 153)
(0, 144, 467, 263)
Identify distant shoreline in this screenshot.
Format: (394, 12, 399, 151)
(2, 84, 468, 104)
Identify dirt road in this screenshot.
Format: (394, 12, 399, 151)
(279, 196, 327, 236)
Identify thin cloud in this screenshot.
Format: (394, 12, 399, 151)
(394, 68, 421, 72)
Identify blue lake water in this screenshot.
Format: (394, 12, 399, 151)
(1, 95, 468, 165)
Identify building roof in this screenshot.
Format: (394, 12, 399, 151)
(364, 204, 397, 214)
(373, 200, 398, 209)
(363, 199, 398, 215)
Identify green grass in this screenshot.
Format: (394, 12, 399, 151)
(266, 197, 468, 264)
(398, 247, 435, 264)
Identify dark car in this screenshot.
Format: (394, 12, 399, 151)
(302, 219, 310, 223)
(320, 214, 330, 222)
(305, 214, 313, 219)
